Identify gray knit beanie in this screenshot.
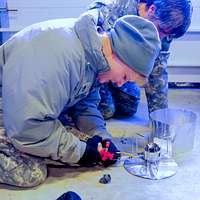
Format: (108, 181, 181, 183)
(109, 15, 161, 77)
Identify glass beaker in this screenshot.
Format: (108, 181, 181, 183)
(150, 108, 197, 160)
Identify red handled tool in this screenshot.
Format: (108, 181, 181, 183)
(98, 141, 114, 161)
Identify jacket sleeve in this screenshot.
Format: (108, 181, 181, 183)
(10, 118, 86, 164)
(69, 87, 112, 140)
(144, 51, 169, 113)
(144, 37, 172, 113)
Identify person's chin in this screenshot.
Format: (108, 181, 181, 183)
(99, 79, 109, 84)
(98, 77, 110, 84)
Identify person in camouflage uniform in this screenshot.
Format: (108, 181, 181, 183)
(0, 13, 159, 187)
(0, 89, 47, 187)
(87, 0, 193, 119)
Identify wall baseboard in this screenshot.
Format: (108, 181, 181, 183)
(168, 66, 200, 83)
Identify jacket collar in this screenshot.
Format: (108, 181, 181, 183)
(74, 13, 110, 74)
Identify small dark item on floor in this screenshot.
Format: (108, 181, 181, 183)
(56, 191, 82, 200)
(99, 174, 111, 184)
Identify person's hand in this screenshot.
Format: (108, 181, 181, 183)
(99, 139, 121, 167)
(78, 135, 102, 166)
(78, 136, 120, 167)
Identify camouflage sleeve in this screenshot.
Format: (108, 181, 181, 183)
(144, 37, 172, 113)
(87, 0, 138, 31)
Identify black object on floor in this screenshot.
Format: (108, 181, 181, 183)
(56, 191, 82, 200)
(99, 174, 111, 184)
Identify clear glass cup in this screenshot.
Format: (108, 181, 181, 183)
(150, 108, 197, 160)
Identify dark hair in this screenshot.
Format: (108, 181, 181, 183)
(145, 0, 193, 38)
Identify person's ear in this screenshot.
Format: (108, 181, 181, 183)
(101, 34, 112, 58)
(147, 4, 156, 17)
(138, 3, 148, 18)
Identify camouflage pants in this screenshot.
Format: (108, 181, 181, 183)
(0, 96, 47, 188)
(0, 136, 47, 188)
(0, 122, 88, 188)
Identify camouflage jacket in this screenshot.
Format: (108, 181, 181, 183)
(88, 0, 172, 113)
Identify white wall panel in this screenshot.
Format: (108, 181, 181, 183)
(7, 0, 91, 8)
(6, 0, 93, 30)
(189, 0, 200, 31)
(168, 32, 200, 67)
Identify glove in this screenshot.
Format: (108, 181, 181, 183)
(78, 136, 120, 167)
(78, 135, 102, 166)
(100, 139, 121, 167)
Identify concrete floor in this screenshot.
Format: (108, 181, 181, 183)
(0, 88, 200, 200)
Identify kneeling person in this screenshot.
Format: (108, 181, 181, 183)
(0, 14, 160, 187)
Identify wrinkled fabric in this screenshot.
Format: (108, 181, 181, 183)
(0, 92, 47, 188)
(88, 0, 170, 114)
(98, 82, 141, 119)
(110, 83, 140, 116)
(0, 14, 111, 164)
(109, 15, 161, 76)
(0, 136, 47, 187)
(145, 51, 170, 113)
(98, 83, 115, 119)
